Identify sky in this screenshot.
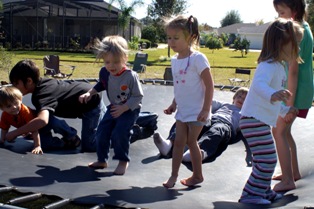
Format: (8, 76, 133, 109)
(123, 0, 279, 27)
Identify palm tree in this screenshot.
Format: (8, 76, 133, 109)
(109, 0, 144, 38)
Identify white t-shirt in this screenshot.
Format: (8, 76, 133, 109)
(171, 51, 211, 122)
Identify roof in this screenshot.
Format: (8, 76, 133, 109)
(238, 22, 272, 35)
(1, 0, 120, 18)
(217, 23, 256, 35)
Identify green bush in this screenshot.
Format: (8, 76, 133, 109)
(141, 25, 158, 46)
(139, 38, 151, 49)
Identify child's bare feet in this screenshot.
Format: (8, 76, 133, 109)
(273, 180, 296, 192)
(88, 161, 108, 169)
(272, 173, 301, 181)
(180, 176, 203, 187)
(163, 176, 177, 188)
(113, 161, 129, 175)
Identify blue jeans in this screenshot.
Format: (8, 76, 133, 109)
(96, 105, 140, 162)
(81, 100, 106, 152)
(39, 114, 77, 150)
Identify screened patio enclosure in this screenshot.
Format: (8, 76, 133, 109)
(1, 0, 142, 49)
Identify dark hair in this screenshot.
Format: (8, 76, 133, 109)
(258, 18, 303, 63)
(165, 15, 200, 47)
(9, 59, 40, 86)
(273, 0, 306, 22)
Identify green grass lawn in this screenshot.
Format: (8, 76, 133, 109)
(1, 47, 261, 86)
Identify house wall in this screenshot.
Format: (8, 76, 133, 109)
(240, 33, 263, 50)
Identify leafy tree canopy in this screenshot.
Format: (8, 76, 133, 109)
(220, 10, 242, 27)
(147, 0, 188, 20)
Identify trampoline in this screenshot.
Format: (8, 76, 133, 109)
(0, 84, 313, 209)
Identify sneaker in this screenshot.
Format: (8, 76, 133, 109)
(239, 197, 271, 205)
(63, 135, 81, 149)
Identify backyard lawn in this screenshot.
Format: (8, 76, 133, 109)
(0, 46, 261, 86)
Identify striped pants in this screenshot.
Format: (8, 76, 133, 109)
(239, 117, 277, 199)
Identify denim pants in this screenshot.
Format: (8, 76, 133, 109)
(96, 105, 140, 162)
(81, 100, 106, 152)
(39, 114, 77, 150)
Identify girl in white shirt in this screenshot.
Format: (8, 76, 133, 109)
(238, 18, 303, 204)
(162, 15, 214, 188)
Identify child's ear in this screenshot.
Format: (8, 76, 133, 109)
(26, 77, 34, 87)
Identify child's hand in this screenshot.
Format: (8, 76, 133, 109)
(164, 104, 176, 115)
(32, 146, 43, 155)
(284, 107, 298, 123)
(271, 89, 292, 103)
(110, 104, 128, 118)
(197, 109, 209, 122)
(79, 92, 91, 104)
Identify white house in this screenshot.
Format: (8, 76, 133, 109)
(217, 22, 272, 50)
(238, 22, 271, 50)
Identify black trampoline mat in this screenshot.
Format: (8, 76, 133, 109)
(0, 85, 313, 209)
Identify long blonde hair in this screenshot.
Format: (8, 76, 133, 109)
(258, 18, 303, 64)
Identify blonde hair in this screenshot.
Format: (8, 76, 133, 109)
(0, 86, 23, 109)
(165, 15, 200, 48)
(93, 35, 129, 62)
(233, 87, 249, 100)
(258, 18, 304, 64)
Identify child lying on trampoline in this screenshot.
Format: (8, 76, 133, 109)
(154, 87, 250, 165)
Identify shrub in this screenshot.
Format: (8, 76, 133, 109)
(141, 25, 158, 46)
(233, 35, 250, 57)
(139, 38, 151, 49)
(0, 46, 14, 78)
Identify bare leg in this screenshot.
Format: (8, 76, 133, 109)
(163, 121, 187, 188)
(286, 125, 301, 180)
(113, 161, 129, 175)
(272, 117, 296, 192)
(180, 123, 204, 187)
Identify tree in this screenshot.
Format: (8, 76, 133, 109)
(205, 37, 223, 53)
(109, 0, 144, 38)
(220, 10, 242, 27)
(147, 0, 188, 20)
(142, 25, 158, 45)
(233, 35, 250, 57)
(146, 0, 188, 43)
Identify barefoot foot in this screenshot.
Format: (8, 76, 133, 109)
(273, 181, 296, 192)
(88, 161, 108, 169)
(113, 161, 129, 175)
(180, 176, 203, 187)
(163, 176, 177, 188)
(272, 174, 301, 181)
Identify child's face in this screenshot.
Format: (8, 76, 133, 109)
(13, 79, 32, 95)
(233, 92, 247, 109)
(1, 100, 22, 115)
(167, 28, 190, 55)
(275, 4, 294, 19)
(103, 53, 127, 75)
